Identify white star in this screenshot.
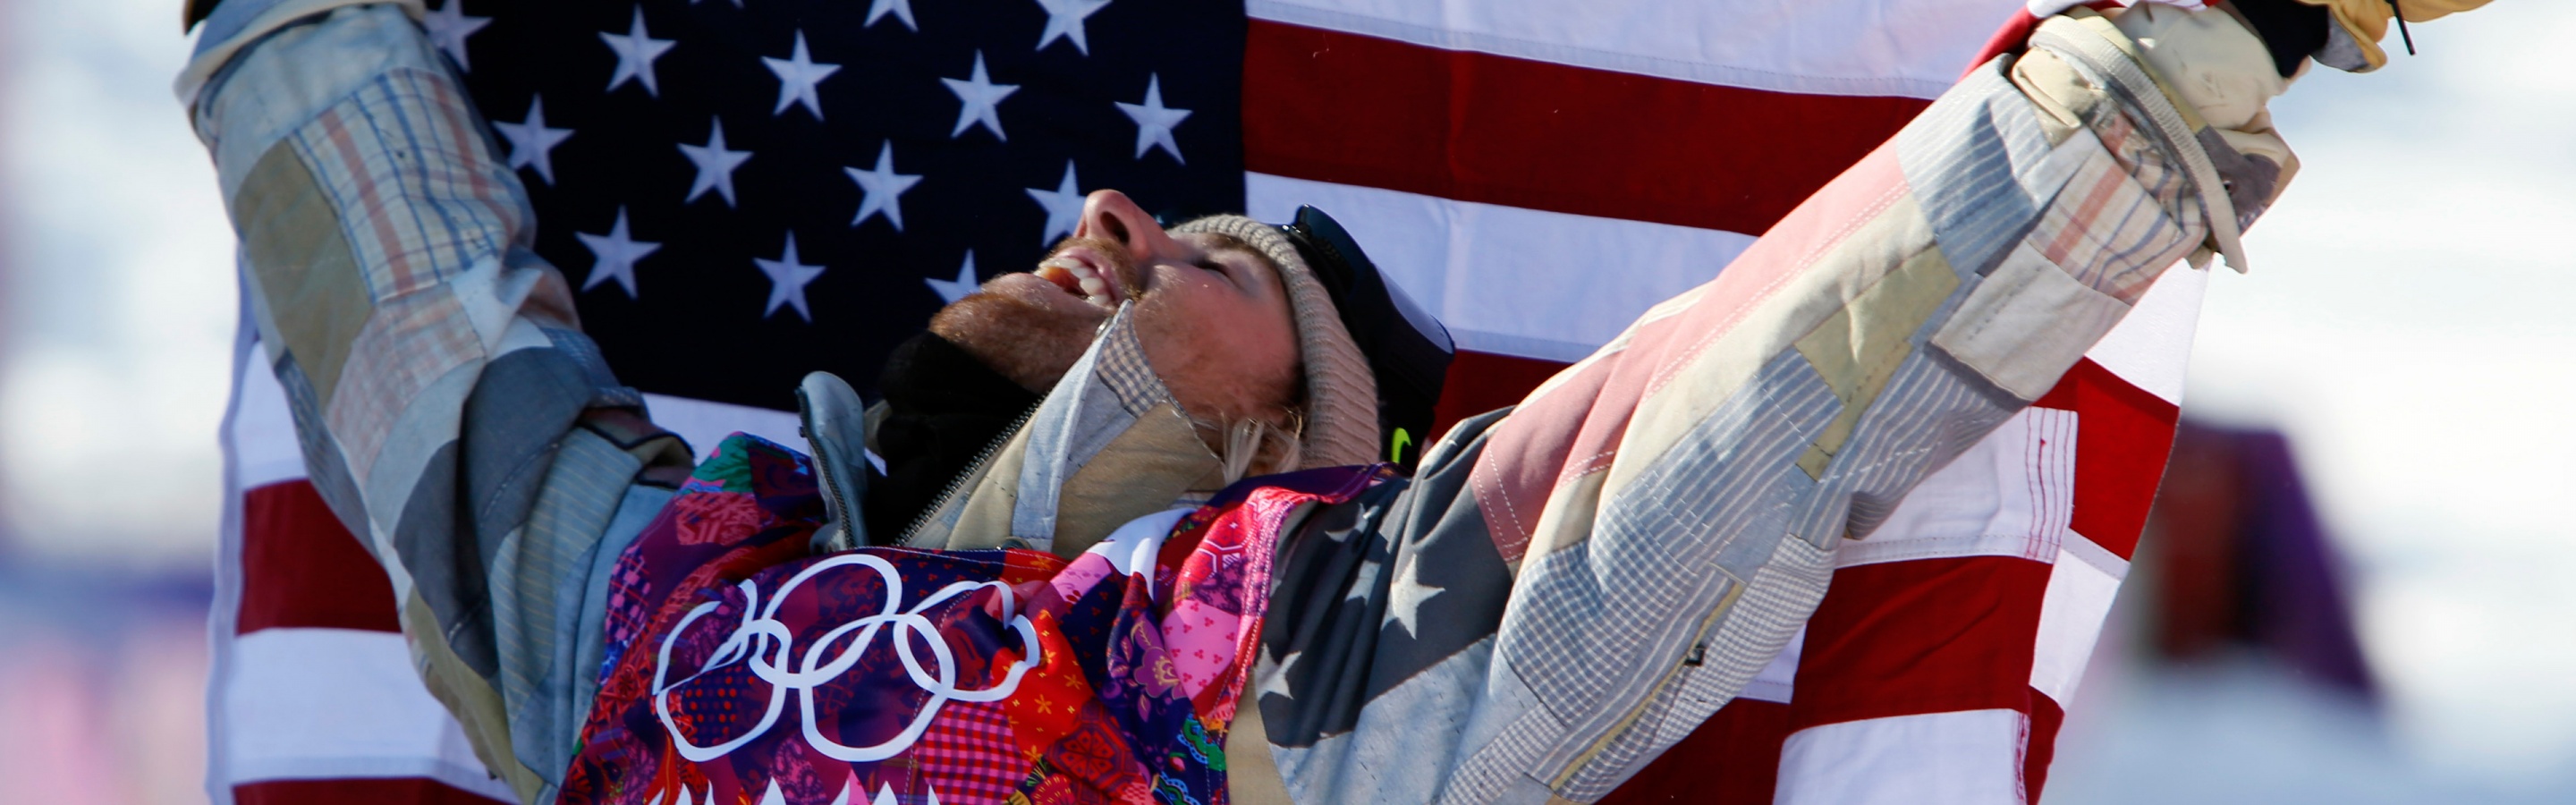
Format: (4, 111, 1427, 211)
(867, 0, 917, 30)
(678, 117, 753, 207)
(493, 96, 574, 185)
(1024, 160, 1084, 245)
(1255, 649, 1299, 701)
(764, 30, 841, 119)
(421, 0, 490, 72)
(1115, 74, 1191, 164)
(756, 233, 826, 322)
(599, 6, 675, 97)
(1033, 0, 1113, 55)
(758, 780, 788, 805)
(844, 140, 922, 231)
(575, 207, 659, 298)
(1386, 551, 1445, 639)
(941, 51, 1018, 140)
(826, 775, 858, 805)
(925, 251, 979, 304)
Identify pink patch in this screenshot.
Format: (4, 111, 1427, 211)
(1159, 598, 1242, 698)
(1049, 553, 1117, 602)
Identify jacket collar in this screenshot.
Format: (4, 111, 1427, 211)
(890, 303, 1225, 557)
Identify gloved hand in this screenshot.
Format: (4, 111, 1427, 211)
(2291, 0, 2495, 72)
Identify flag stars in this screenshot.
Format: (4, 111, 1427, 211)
(576, 207, 659, 298)
(1025, 160, 1085, 244)
(1116, 74, 1191, 164)
(1386, 551, 1445, 639)
(422, 0, 490, 72)
(867, 0, 918, 30)
(600, 6, 676, 97)
(925, 251, 979, 304)
(765, 31, 841, 119)
(757, 233, 827, 322)
(845, 141, 923, 231)
(494, 96, 574, 185)
(1033, 0, 1113, 55)
(943, 51, 1019, 140)
(679, 117, 754, 207)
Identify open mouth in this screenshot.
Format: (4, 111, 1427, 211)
(1034, 251, 1126, 310)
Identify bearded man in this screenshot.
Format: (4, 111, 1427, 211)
(182, 1, 2484, 803)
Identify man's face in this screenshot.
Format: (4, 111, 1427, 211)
(929, 190, 1301, 427)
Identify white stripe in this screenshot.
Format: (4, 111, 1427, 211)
(1846, 407, 2077, 567)
(1775, 708, 2029, 804)
(219, 628, 517, 801)
(1248, 0, 2024, 98)
(642, 393, 809, 461)
(2029, 531, 2128, 705)
(230, 343, 308, 491)
(2080, 260, 2207, 405)
(1246, 173, 1756, 363)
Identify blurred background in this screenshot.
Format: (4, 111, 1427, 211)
(0, 1, 2566, 802)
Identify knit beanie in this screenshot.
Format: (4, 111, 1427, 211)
(1169, 215, 1382, 470)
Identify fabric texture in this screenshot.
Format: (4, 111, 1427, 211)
(1228, 9, 2290, 802)
(190, 6, 691, 801)
(560, 434, 1386, 805)
(1169, 214, 1380, 470)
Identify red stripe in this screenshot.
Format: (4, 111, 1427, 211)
(237, 479, 402, 634)
(1599, 699, 1791, 805)
(1428, 351, 1568, 442)
(1243, 21, 1930, 236)
(1788, 556, 2049, 730)
(235, 777, 509, 805)
(2026, 690, 2066, 802)
(2032, 360, 2181, 560)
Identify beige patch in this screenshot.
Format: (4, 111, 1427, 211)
(1792, 247, 1961, 479)
(1048, 402, 1224, 557)
(404, 590, 543, 803)
(1223, 704, 1295, 805)
(1930, 242, 2132, 401)
(1602, 193, 1935, 499)
(236, 144, 372, 408)
(2010, 47, 2107, 146)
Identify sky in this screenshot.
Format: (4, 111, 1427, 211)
(0, 0, 2565, 799)
(2180, 3, 2576, 782)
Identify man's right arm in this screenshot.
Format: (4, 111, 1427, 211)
(184, 4, 691, 801)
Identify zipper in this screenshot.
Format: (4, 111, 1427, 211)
(894, 402, 1038, 547)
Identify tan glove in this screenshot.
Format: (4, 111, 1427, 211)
(2292, 0, 2496, 71)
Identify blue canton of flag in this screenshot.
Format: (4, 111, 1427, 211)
(435, 0, 1247, 410)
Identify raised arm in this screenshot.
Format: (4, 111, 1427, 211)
(184, 4, 690, 801)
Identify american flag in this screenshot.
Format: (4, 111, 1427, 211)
(203, 1, 2204, 803)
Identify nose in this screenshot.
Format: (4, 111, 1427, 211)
(1073, 190, 1181, 263)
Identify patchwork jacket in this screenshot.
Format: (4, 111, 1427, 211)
(184, 3, 2285, 803)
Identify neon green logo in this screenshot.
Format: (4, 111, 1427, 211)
(1389, 428, 1414, 463)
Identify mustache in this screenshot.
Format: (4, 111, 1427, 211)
(1040, 235, 1148, 301)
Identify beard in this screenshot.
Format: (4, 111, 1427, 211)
(926, 236, 1143, 393)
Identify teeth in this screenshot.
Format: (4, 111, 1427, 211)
(1038, 255, 1118, 308)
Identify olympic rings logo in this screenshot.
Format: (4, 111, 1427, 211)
(650, 553, 1044, 762)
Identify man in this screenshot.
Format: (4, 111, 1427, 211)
(182, 1, 2483, 803)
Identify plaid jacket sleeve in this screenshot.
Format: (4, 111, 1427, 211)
(186, 5, 691, 801)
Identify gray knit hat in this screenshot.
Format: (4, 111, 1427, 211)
(1168, 215, 1380, 470)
